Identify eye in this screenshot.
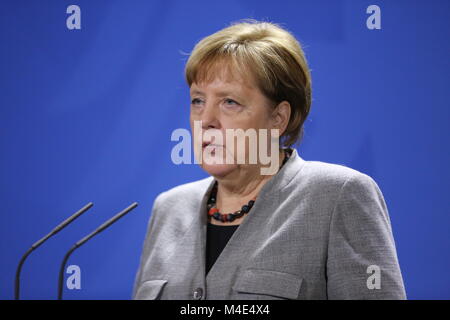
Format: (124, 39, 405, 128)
(223, 98, 239, 106)
(191, 98, 204, 106)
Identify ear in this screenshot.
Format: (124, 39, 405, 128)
(270, 101, 291, 136)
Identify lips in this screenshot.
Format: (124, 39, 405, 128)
(202, 142, 223, 149)
(202, 139, 222, 148)
(202, 141, 210, 149)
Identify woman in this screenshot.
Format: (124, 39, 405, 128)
(133, 20, 406, 300)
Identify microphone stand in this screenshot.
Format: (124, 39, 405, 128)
(57, 202, 138, 300)
(14, 202, 93, 300)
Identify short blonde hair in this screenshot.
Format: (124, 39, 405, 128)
(185, 20, 312, 147)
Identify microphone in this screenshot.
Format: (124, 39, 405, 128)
(14, 202, 94, 300)
(57, 202, 138, 300)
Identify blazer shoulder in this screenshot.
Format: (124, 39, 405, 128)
(293, 159, 381, 199)
(300, 159, 376, 186)
(300, 160, 388, 218)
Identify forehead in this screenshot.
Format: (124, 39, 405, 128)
(190, 60, 257, 94)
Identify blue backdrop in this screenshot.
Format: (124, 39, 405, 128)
(1, 0, 448, 300)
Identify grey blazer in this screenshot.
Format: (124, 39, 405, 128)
(133, 149, 406, 300)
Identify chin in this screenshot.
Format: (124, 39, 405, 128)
(200, 163, 237, 178)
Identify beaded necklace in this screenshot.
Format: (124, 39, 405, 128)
(207, 149, 291, 223)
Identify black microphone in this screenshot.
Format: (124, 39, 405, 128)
(57, 202, 138, 300)
(14, 202, 94, 300)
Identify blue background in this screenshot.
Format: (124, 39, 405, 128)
(0, 0, 448, 300)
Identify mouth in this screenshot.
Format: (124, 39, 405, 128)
(202, 141, 210, 149)
(202, 141, 222, 148)
(202, 142, 224, 153)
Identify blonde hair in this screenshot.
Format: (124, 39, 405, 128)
(185, 20, 312, 147)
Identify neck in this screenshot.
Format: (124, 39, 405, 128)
(215, 149, 286, 212)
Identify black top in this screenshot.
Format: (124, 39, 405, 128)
(205, 222, 239, 275)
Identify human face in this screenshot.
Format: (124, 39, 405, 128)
(189, 67, 277, 178)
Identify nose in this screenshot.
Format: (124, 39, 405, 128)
(201, 102, 221, 130)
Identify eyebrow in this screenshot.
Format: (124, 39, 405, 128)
(190, 89, 242, 98)
(190, 89, 204, 96)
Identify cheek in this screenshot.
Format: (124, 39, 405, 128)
(189, 118, 194, 134)
(189, 111, 197, 122)
(236, 111, 272, 131)
(242, 101, 272, 126)
(221, 106, 260, 127)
